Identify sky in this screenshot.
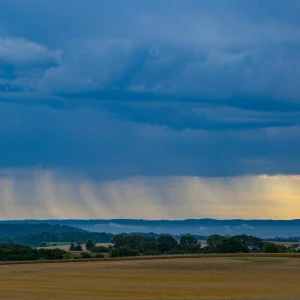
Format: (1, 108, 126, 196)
(0, 0, 300, 220)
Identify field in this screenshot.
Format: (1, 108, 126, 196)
(41, 242, 112, 251)
(0, 256, 300, 300)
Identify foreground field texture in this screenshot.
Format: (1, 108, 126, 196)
(0, 257, 300, 300)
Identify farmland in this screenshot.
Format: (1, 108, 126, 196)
(0, 256, 300, 299)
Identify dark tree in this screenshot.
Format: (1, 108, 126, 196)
(179, 235, 200, 252)
(85, 240, 96, 251)
(69, 243, 82, 251)
(206, 234, 225, 247)
(124, 235, 144, 250)
(157, 235, 178, 253)
(216, 237, 249, 253)
(112, 234, 126, 248)
(69, 243, 75, 251)
(141, 237, 158, 253)
(233, 234, 263, 252)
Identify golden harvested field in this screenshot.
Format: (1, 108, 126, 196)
(0, 256, 300, 300)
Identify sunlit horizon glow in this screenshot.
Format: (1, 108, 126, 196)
(0, 169, 299, 220)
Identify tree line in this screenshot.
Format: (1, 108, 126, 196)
(108, 233, 300, 257)
(1, 233, 299, 262)
(69, 233, 300, 258)
(0, 243, 71, 261)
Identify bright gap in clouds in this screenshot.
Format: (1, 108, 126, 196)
(0, 169, 299, 220)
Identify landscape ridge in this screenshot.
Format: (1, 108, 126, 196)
(1, 218, 299, 238)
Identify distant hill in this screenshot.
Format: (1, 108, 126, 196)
(0, 223, 113, 247)
(2, 219, 300, 238)
(0, 223, 84, 238)
(0, 231, 113, 247)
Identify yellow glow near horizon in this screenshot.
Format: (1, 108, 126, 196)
(0, 170, 299, 220)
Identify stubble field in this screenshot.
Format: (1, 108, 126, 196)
(0, 256, 299, 300)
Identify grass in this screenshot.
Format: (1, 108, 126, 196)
(0, 256, 300, 299)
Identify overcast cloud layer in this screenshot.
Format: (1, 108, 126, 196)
(0, 1, 300, 219)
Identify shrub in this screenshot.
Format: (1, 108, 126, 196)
(110, 249, 120, 258)
(91, 246, 109, 253)
(69, 243, 82, 251)
(262, 242, 280, 253)
(110, 246, 139, 257)
(143, 250, 160, 256)
(118, 246, 139, 257)
(62, 253, 72, 259)
(80, 252, 92, 258)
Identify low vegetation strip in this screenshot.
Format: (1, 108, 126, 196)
(0, 252, 299, 266)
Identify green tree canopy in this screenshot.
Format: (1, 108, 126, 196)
(262, 242, 280, 253)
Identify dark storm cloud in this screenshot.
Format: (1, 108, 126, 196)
(0, 0, 300, 99)
(0, 0, 300, 179)
(0, 102, 299, 179)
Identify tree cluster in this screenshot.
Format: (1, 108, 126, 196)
(0, 243, 70, 261)
(205, 234, 264, 253)
(110, 233, 300, 257)
(205, 234, 299, 254)
(69, 243, 83, 251)
(111, 234, 201, 257)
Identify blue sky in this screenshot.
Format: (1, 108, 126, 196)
(0, 1, 300, 219)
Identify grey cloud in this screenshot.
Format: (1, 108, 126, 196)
(0, 102, 299, 179)
(0, 37, 60, 93)
(0, 38, 60, 66)
(0, 1, 300, 99)
(0, 1, 300, 182)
